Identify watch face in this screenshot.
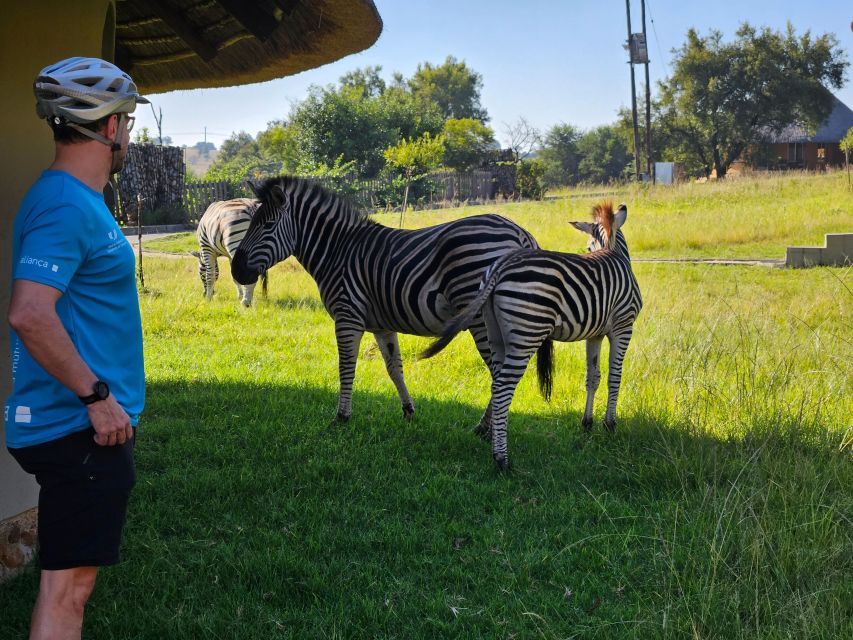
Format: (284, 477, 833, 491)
(94, 381, 109, 399)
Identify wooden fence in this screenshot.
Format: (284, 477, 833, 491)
(183, 180, 234, 222)
(180, 169, 503, 223)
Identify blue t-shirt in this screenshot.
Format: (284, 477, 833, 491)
(5, 170, 145, 448)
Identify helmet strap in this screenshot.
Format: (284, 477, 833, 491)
(63, 114, 126, 174)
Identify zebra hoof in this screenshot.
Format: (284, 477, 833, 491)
(603, 418, 616, 433)
(335, 411, 351, 423)
(402, 405, 415, 420)
(492, 454, 510, 472)
(581, 417, 594, 433)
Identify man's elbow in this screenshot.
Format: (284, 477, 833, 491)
(8, 303, 41, 335)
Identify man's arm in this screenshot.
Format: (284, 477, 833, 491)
(8, 279, 133, 446)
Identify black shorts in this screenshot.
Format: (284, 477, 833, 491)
(8, 426, 136, 570)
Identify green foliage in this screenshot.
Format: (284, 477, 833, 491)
(205, 130, 278, 184)
(576, 125, 632, 184)
(441, 118, 495, 172)
(133, 126, 153, 144)
(257, 121, 300, 174)
(140, 202, 190, 226)
(657, 23, 848, 178)
(384, 132, 445, 178)
(539, 123, 582, 187)
(840, 126, 853, 157)
(409, 55, 489, 122)
(515, 158, 547, 200)
(338, 65, 386, 98)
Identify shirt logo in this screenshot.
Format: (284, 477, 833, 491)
(108, 230, 118, 241)
(15, 406, 32, 424)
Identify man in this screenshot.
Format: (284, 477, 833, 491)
(5, 57, 147, 640)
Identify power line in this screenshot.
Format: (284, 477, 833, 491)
(645, 0, 667, 72)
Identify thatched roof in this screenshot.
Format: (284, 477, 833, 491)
(763, 95, 853, 144)
(115, 0, 382, 94)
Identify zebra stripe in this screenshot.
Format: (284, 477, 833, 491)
(231, 176, 539, 422)
(422, 202, 642, 470)
(193, 198, 266, 307)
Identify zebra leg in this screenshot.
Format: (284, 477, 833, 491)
(202, 250, 217, 300)
(488, 343, 539, 472)
(582, 337, 604, 432)
(374, 330, 415, 419)
(335, 323, 364, 423)
(467, 320, 496, 438)
(603, 329, 633, 432)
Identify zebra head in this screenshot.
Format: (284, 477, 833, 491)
(570, 202, 628, 255)
(231, 178, 296, 286)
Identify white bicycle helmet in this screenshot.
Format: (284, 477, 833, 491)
(34, 57, 149, 124)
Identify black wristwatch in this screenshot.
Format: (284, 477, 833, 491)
(79, 380, 110, 405)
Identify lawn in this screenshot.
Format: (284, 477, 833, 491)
(2, 173, 851, 639)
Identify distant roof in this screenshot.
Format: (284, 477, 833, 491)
(116, 0, 382, 95)
(764, 95, 853, 144)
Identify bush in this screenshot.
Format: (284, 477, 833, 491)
(516, 159, 547, 200)
(140, 203, 190, 226)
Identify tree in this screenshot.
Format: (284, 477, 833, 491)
(442, 118, 495, 172)
(205, 131, 277, 183)
(289, 84, 396, 177)
(409, 56, 488, 122)
(840, 126, 853, 190)
(339, 65, 386, 98)
(133, 126, 153, 144)
(539, 123, 582, 186)
(257, 121, 301, 174)
(658, 23, 848, 178)
(576, 126, 632, 184)
(384, 132, 444, 216)
(503, 117, 541, 164)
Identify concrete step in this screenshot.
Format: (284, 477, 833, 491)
(786, 233, 853, 268)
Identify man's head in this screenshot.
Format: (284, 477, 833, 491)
(34, 57, 149, 172)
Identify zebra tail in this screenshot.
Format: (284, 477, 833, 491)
(536, 338, 554, 401)
(419, 254, 513, 360)
(261, 271, 268, 298)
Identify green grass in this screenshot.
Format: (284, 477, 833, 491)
(147, 170, 852, 261)
(2, 176, 852, 638)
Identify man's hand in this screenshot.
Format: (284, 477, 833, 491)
(87, 396, 134, 446)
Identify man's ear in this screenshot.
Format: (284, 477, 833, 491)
(104, 113, 120, 139)
(245, 180, 260, 198)
(569, 221, 596, 235)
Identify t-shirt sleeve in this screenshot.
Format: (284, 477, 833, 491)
(13, 205, 89, 292)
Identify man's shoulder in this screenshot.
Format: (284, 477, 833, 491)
(18, 173, 94, 227)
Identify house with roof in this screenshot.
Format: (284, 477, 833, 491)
(757, 95, 853, 170)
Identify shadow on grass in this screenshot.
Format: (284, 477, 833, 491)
(268, 295, 326, 312)
(2, 379, 848, 640)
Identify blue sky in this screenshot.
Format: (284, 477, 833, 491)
(134, 0, 853, 148)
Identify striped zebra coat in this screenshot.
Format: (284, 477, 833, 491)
(231, 176, 539, 422)
(421, 202, 642, 470)
(192, 198, 266, 307)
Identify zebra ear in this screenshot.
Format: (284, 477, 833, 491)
(570, 221, 596, 236)
(268, 184, 285, 210)
(244, 180, 260, 198)
(189, 250, 201, 258)
(613, 204, 628, 232)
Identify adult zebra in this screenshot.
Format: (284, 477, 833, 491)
(231, 176, 539, 422)
(421, 202, 642, 470)
(192, 197, 267, 307)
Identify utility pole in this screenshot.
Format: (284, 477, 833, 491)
(641, 0, 653, 183)
(625, 0, 642, 181)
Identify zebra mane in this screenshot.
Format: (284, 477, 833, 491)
(591, 200, 616, 249)
(251, 175, 374, 226)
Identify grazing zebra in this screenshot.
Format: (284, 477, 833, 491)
(192, 198, 267, 307)
(421, 202, 642, 470)
(230, 176, 539, 422)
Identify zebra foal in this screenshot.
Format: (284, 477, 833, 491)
(421, 202, 642, 470)
(230, 176, 539, 423)
(192, 198, 267, 307)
